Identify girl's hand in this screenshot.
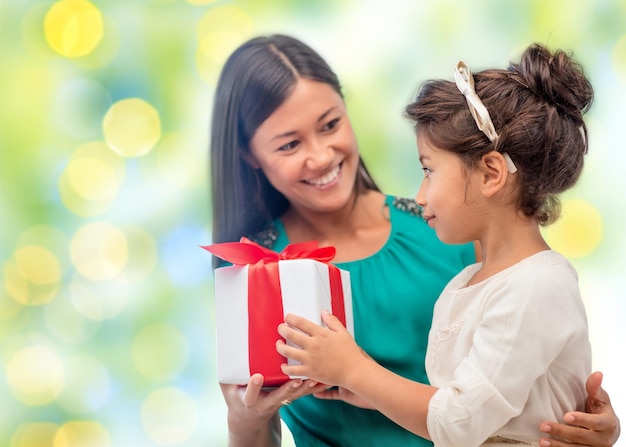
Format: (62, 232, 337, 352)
(220, 373, 327, 447)
(539, 372, 620, 447)
(276, 310, 366, 387)
(313, 386, 376, 409)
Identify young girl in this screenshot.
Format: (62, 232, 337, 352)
(276, 43, 600, 446)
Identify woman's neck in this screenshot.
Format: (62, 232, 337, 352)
(280, 190, 390, 262)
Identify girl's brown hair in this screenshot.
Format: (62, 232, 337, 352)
(405, 43, 594, 225)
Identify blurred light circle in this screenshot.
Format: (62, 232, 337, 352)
(54, 421, 112, 447)
(44, 292, 100, 343)
(59, 142, 125, 217)
(195, 6, 253, 85)
(543, 198, 603, 258)
(7, 345, 65, 406)
(4, 256, 60, 306)
(69, 274, 129, 321)
(44, 0, 104, 58)
(55, 78, 112, 139)
(70, 222, 128, 281)
(11, 422, 58, 447)
(3, 261, 29, 305)
(132, 324, 189, 381)
(57, 355, 111, 414)
(141, 387, 198, 445)
(611, 34, 626, 85)
(15, 245, 62, 285)
(103, 98, 161, 157)
(66, 157, 118, 201)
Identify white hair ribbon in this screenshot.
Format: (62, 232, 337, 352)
(454, 61, 518, 173)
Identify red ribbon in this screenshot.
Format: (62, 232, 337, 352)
(203, 238, 346, 386)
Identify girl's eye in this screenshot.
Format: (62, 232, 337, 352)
(422, 167, 431, 177)
(278, 140, 299, 151)
(322, 117, 340, 131)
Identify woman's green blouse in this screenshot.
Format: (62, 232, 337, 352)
(250, 195, 475, 447)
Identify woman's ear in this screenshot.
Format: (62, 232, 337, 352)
(479, 151, 509, 197)
(240, 149, 260, 169)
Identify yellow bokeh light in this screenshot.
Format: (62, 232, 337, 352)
(66, 157, 118, 201)
(7, 345, 65, 406)
(542, 198, 603, 258)
(103, 98, 161, 157)
(54, 421, 111, 447)
(14, 245, 62, 285)
(70, 222, 128, 281)
(141, 387, 199, 445)
(59, 141, 125, 217)
(4, 250, 61, 306)
(11, 422, 58, 447)
(44, 0, 104, 58)
(195, 6, 254, 85)
(132, 324, 189, 381)
(611, 34, 626, 85)
(4, 261, 29, 305)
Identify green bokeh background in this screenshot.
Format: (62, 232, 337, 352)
(1, 0, 625, 445)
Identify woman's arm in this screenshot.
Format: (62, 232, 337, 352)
(221, 373, 327, 447)
(539, 372, 620, 447)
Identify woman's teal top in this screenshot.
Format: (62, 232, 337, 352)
(250, 195, 476, 447)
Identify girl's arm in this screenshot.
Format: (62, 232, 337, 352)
(277, 311, 437, 439)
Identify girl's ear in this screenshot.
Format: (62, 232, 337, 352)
(479, 151, 510, 197)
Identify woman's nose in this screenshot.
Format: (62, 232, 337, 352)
(305, 138, 334, 168)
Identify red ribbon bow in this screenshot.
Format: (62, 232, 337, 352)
(203, 238, 346, 386)
(201, 237, 337, 265)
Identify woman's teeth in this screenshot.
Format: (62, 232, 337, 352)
(306, 164, 340, 186)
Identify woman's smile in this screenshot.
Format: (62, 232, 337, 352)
(304, 163, 342, 188)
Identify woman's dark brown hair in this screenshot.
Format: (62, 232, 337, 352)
(405, 43, 594, 225)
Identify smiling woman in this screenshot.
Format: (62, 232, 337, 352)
(248, 79, 361, 217)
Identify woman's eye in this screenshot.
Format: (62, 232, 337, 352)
(422, 167, 431, 177)
(278, 140, 299, 151)
(322, 117, 340, 131)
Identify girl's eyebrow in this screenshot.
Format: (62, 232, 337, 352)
(270, 106, 338, 142)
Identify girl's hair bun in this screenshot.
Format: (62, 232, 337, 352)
(509, 44, 593, 125)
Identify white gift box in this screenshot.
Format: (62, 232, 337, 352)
(214, 258, 353, 386)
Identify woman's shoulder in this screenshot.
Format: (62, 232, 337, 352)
(387, 195, 424, 219)
(247, 221, 282, 250)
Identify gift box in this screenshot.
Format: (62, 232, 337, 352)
(202, 238, 353, 387)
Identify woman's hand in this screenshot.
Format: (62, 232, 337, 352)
(539, 371, 620, 447)
(221, 373, 328, 447)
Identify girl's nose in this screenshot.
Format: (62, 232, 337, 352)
(415, 181, 427, 207)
